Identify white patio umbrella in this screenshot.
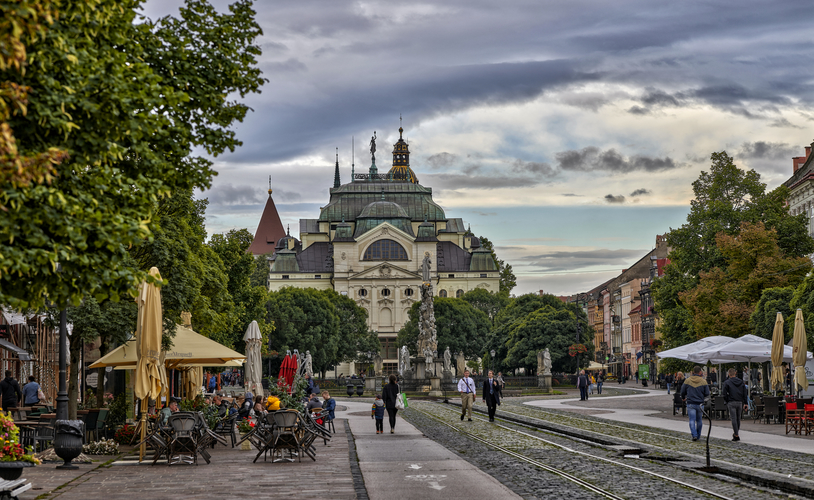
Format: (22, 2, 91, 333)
(243, 321, 265, 397)
(688, 334, 811, 365)
(657, 336, 737, 361)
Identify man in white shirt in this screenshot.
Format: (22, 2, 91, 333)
(457, 369, 476, 421)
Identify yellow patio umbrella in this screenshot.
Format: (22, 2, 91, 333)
(793, 309, 809, 394)
(135, 267, 164, 462)
(770, 311, 785, 393)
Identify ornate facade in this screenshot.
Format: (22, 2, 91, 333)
(265, 127, 500, 375)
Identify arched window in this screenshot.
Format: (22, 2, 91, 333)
(456, 289, 464, 298)
(363, 239, 408, 261)
(358, 289, 368, 297)
(439, 289, 448, 298)
(404, 288, 414, 297)
(381, 288, 391, 298)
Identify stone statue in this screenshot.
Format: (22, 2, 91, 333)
(304, 350, 313, 376)
(373, 352, 383, 376)
(543, 348, 552, 375)
(537, 350, 544, 374)
(421, 254, 431, 283)
(424, 348, 434, 376)
(369, 131, 377, 161)
(443, 347, 451, 373)
(456, 351, 466, 376)
(400, 346, 412, 375)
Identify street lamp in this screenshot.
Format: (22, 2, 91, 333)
(490, 349, 496, 373)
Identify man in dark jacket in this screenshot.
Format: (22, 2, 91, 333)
(722, 368, 748, 441)
(0, 371, 22, 409)
(577, 370, 589, 401)
(680, 366, 710, 441)
(482, 370, 501, 422)
(665, 373, 674, 394)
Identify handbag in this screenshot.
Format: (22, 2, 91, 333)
(395, 384, 405, 410)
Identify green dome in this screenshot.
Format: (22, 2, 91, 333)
(358, 200, 409, 219)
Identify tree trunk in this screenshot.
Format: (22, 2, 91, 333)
(96, 336, 110, 408)
(68, 334, 83, 420)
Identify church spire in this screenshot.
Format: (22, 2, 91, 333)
(333, 148, 341, 188)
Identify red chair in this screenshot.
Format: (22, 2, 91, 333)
(804, 404, 814, 435)
(785, 402, 804, 435)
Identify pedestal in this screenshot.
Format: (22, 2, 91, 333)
(442, 370, 453, 382)
(365, 377, 376, 394)
(538, 374, 553, 393)
(428, 377, 443, 397)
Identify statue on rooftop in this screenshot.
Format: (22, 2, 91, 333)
(369, 131, 377, 161)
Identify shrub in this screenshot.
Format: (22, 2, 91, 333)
(83, 439, 119, 455)
(113, 424, 136, 445)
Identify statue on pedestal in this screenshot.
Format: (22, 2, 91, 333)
(443, 347, 451, 373)
(373, 353, 383, 376)
(399, 345, 412, 378)
(543, 348, 552, 375)
(304, 350, 313, 376)
(456, 351, 466, 376)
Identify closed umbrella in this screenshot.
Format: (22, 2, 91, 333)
(770, 311, 785, 393)
(243, 321, 264, 397)
(135, 267, 164, 462)
(793, 309, 809, 395)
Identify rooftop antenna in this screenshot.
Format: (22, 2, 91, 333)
(351, 136, 355, 182)
(268, 175, 272, 197)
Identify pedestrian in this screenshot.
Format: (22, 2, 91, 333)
(371, 394, 385, 434)
(680, 365, 710, 441)
(723, 368, 748, 441)
(674, 372, 684, 395)
(634, 370, 639, 384)
(588, 373, 595, 395)
(597, 371, 604, 394)
(382, 375, 400, 433)
(457, 369, 476, 421)
(21, 376, 40, 406)
(707, 368, 717, 387)
(482, 370, 501, 422)
(577, 370, 589, 401)
(496, 372, 505, 398)
(321, 390, 336, 426)
(665, 372, 674, 395)
(0, 371, 22, 409)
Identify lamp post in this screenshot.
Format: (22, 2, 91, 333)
(490, 349, 496, 373)
(56, 308, 69, 420)
(575, 323, 582, 372)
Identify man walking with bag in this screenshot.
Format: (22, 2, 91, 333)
(482, 370, 501, 422)
(680, 365, 710, 441)
(458, 369, 476, 421)
(723, 368, 748, 441)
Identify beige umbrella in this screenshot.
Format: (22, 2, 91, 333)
(181, 365, 203, 400)
(793, 309, 809, 394)
(770, 311, 785, 393)
(243, 320, 265, 397)
(135, 267, 164, 462)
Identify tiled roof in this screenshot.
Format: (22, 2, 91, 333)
(300, 219, 320, 233)
(248, 194, 286, 255)
(440, 218, 465, 232)
(319, 181, 446, 222)
(436, 241, 472, 272)
(296, 242, 333, 273)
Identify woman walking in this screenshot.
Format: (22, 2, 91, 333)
(382, 374, 400, 434)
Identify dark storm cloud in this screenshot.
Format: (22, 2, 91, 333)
(556, 147, 680, 173)
(204, 183, 303, 207)
(423, 172, 546, 190)
(630, 188, 651, 197)
(641, 88, 682, 107)
(605, 194, 626, 204)
(511, 159, 554, 176)
(769, 118, 801, 128)
(627, 105, 649, 115)
(520, 248, 646, 273)
(738, 141, 797, 160)
(426, 152, 458, 169)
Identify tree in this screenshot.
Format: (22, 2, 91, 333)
(250, 252, 272, 288)
(0, 0, 265, 310)
(209, 228, 271, 352)
(478, 236, 516, 294)
(319, 290, 380, 371)
(461, 288, 509, 324)
(490, 294, 591, 374)
(790, 273, 814, 349)
(750, 287, 794, 340)
(129, 190, 235, 349)
(397, 297, 491, 359)
(653, 152, 814, 348)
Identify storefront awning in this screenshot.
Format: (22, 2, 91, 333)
(0, 340, 31, 361)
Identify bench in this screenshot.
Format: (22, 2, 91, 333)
(0, 478, 32, 499)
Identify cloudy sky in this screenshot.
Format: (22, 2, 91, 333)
(144, 0, 814, 296)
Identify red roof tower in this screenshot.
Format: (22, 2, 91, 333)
(248, 177, 286, 256)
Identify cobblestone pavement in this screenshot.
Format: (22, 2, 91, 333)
(19, 419, 356, 500)
(404, 401, 798, 500)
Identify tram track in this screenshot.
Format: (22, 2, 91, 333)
(410, 402, 745, 500)
(442, 400, 814, 498)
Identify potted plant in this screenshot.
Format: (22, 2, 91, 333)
(0, 412, 40, 479)
(236, 418, 255, 450)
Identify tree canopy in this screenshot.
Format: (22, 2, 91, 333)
(653, 152, 814, 348)
(461, 288, 509, 324)
(397, 296, 491, 358)
(0, 0, 265, 310)
(478, 236, 516, 295)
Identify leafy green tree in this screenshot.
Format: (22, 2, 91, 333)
(397, 297, 491, 359)
(751, 287, 794, 340)
(0, 0, 265, 310)
(478, 236, 516, 294)
(319, 289, 380, 370)
(489, 294, 590, 374)
(130, 190, 234, 349)
(680, 222, 810, 339)
(790, 274, 814, 349)
(250, 252, 272, 288)
(209, 228, 270, 352)
(461, 288, 509, 324)
(653, 152, 813, 348)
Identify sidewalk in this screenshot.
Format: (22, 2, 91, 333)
(337, 399, 520, 500)
(524, 386, 814, 453)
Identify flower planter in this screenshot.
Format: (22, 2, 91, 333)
(239, 434, 252, 451)
(0, 461, 33, 480)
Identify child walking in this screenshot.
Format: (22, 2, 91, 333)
(371, 394, 385, 434)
